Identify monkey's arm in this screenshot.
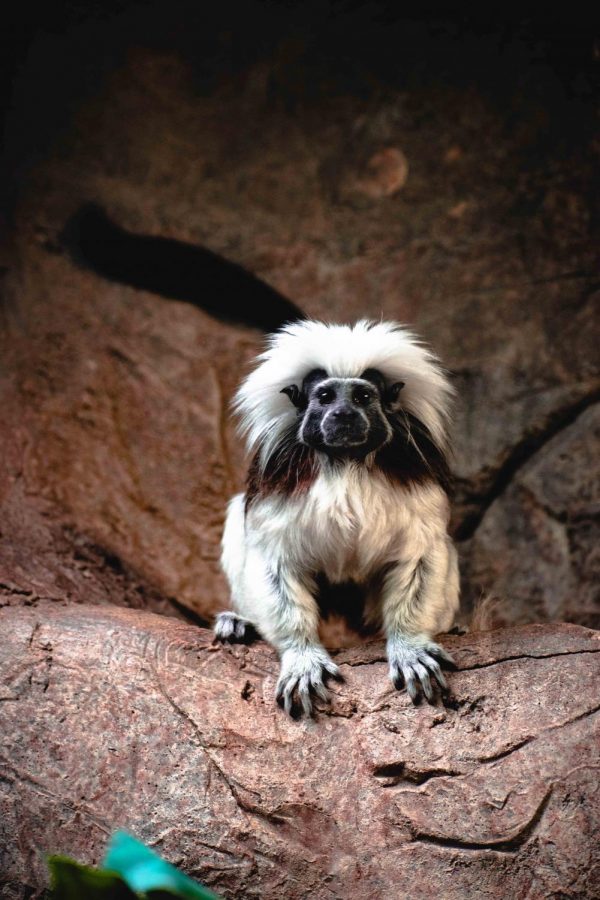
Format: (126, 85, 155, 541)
(241, 555, 341, 716)
(381, 536, 458, 702)
(220, 497, 340, 715)
(265, 565, 342, 716)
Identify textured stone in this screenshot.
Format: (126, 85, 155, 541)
(1, 10, 598, 628)
(0, 249, 252, 618)
(462, 405, 600, 627)
(0, 603, 598, 898)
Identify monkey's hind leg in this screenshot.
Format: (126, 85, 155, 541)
(213, 611, 257, 644)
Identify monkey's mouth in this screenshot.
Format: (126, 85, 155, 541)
(321, 423, 369, 447)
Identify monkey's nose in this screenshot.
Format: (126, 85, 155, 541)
(332, 405, 358, 421)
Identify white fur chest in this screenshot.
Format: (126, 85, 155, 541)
(247, 465, 449, 583)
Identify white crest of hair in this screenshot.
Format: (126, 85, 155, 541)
(234, 319, 454, 468)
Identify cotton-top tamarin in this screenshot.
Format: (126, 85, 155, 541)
(215, 320, 459, 716)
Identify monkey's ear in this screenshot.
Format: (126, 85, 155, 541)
(281, 384, 306, 409)
(384, 382, 405, 406)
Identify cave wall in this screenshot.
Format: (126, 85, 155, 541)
(0, 4, 598, 628)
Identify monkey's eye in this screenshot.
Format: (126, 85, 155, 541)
(352, 388, 372, 405)
(317, 387, 335, 405)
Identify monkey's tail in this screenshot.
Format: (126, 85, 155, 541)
(60, 203, 305, 332)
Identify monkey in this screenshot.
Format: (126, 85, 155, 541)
(215, 319, 459, 716)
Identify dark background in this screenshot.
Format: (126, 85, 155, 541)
(2, 5, 599, 213)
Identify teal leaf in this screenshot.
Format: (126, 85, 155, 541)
(48, 856, 139, 899)
(103, 831, 220, 900)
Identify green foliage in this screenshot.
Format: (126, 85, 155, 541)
(48, 831, 220, 900)
(48, 857, 138, 900)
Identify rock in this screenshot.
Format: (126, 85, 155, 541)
(0, 603, 598, 898)
(0, 240, 253, 619)
(1, 9, 598, 628)
(338, 146, 409, 203)
(461, 404, 600, 628)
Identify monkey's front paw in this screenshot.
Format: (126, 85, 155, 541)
(387, 636, 455, 704)
(213, 611, 254, 643)
(276, 647, 342, 718)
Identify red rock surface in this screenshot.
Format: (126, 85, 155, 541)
(1, 603, 598, 898)
(2, 12, 598, 628)
(1, 11, 598, 898)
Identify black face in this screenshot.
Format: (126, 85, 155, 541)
(281, 368, 404, 458)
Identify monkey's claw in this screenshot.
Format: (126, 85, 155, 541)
(388, 637, 454, 704)
(276, 647, 342, 717)
(213, 611, 253, 643)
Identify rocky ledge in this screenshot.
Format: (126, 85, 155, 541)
(1, 603, 598, 898)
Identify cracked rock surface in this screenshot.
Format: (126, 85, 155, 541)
(0, 603, 599, 898)
(463, 404, 600, 626)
